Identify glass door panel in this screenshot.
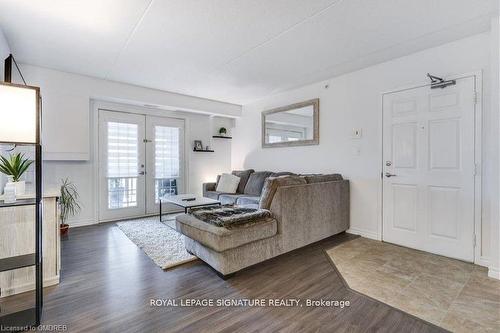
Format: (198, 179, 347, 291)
(98, 110, 146, 221)
(146, 116, 185, 214)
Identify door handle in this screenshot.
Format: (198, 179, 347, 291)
(385, 172, 397, 178)
(138, 171, 145, 175)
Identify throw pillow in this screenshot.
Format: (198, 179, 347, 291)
(243, 171, 274, 195)
(259, 175, 307, 209)
(231, 169, 255, 193)
(216, 173, 241, 194)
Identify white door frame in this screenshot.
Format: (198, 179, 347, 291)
(91, 101, 191, 223)
(379, 70, 485, 266)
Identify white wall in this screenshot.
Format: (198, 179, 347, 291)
(0, 27, 11, 80)
(17, 64, 241, 160)
(6, 65, 238, 227)
(232, 31, 498, 270)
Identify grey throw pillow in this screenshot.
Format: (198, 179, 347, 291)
(244, 171, 273, 196)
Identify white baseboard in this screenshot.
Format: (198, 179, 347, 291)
(69, 218, 98, 228)
(475, 256, 490, 268)
(488, 267, 500, 280)
(0, 276, 60, 298)
(346, 227, 381, 241)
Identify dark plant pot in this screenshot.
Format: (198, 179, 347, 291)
(60, 224, 69, 236)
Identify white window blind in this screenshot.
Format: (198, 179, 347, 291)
(155, 126, 180, 179)
(107, 122, 138, 178)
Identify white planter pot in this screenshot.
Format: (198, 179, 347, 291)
(13, 181, 26, 196)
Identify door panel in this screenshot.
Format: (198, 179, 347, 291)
(99, 111, 186, 220)
(99, 110, 146, 221)
(428, 186, 460, 239)
(392, 122, 417, 168)
(392, 184, 418, 232)
(145, 116, 185, 215)
(383, 76, 476, 262)
(429, 119, 460, 169)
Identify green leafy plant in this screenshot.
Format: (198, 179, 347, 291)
(0, 153, 34, 182)
(218, 127, 227, 135)
(60, 178, 81, 225)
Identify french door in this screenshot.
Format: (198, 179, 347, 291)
(98, 110, 185, 221)
(382, 76, 476, 262)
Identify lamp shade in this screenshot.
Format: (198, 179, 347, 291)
(0, 82, 39, 144)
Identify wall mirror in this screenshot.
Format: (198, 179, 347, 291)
(262, 98, 319, 148)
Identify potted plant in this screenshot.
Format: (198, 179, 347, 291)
(0, 153, 34, 195)
(59, 178, 81, 236)
(218, 127, 227, 136)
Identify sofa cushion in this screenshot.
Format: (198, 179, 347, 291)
(216, 173, 240, 193)
(259, 175, 307, 209)
(236, 195, 260, 206)
(176, 214, 277, 252)
(231, 169, 254, 194)
(218, 194, 242, 205)
(304, 174, 343, 183)
(244, 171, 273, 196)
(204, 191, 225, 200)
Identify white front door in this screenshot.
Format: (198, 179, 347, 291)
(99, 110, 185, 221)
(99, 110, 146, 221)
(382, 76, 476, 262)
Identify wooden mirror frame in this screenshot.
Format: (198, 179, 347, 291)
(261, 98, 319, 148)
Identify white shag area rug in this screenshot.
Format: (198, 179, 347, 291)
(116, 216, 196, 270)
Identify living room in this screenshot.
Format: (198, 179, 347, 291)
(0, 1, 499, 332)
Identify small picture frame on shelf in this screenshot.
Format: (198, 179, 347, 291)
(194, 140, 203, 151)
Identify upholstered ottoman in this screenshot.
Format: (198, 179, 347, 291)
(175, 213, 279, 278)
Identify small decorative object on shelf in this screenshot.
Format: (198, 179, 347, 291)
(212, 127, 232, 139)
(193, 140, 203, 151)
(59, 178, 81, 236)
(3, 180, 17, 203)
(0, 152, 34, 196)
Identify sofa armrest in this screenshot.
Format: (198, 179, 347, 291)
(203, 182, 217, 196)
(269, 180, 350, 248)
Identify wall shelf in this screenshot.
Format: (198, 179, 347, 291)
(193, 149, 215, 153)
(0, 254, 36, 272)
(0, 75, 43, 327)
(0, 199, 37, 208)
(212, 135, 232, 139)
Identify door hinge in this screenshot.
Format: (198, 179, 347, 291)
(143, 139, 152, 143)
(474, 163, 479, 176)
(473, 234, 476, 247)
(473, 91, 478, 105)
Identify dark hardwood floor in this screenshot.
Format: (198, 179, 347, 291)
(2, 223, 446, 332)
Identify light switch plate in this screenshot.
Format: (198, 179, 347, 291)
(352, 146, 361, 156)
(352, 128, 362, 139)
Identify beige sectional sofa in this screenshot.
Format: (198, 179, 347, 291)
(176, 174, 349, 278)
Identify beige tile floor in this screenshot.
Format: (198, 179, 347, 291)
(327, 237, 500, 332)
